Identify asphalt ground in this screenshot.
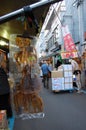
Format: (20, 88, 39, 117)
(13, 85, 86, 130)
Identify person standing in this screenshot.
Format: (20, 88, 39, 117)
(0, 54, 12, 118)
(69, 59, 81, 93)
(39, 62, 43, 78)
(41, 61, 50, 89)
(48, 61, 53, 78)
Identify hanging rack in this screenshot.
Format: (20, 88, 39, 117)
(0, 0, 63, 24)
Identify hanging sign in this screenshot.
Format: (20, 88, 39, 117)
(62, 25, 76, 51)
(61, 51, 78, 59)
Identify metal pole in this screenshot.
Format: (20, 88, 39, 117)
(77, 0, 84, 56)
(0, 0, 62, 24)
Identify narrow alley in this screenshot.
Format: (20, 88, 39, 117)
(14, 86, 86, 130)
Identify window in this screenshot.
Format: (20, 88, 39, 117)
(53, 27, 58, 43)
(47, 36, 54, 50)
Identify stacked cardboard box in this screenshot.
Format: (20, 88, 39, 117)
(0, 110, 8, 130)
(63, 65, 73, 90)
(51, 65, 73, 91)
(51, 70, 64, 91)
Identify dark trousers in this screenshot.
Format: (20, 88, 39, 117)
(43, 74, 49, 88)
(0, 93, 13, 118)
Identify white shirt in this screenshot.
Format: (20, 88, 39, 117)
(70, 59, 79, 72)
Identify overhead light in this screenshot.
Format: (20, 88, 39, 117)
(1, 30, 9, 39)
(0, 40, 8, 46)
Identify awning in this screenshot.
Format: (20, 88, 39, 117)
(50, 45, 61, 52)
(40, 51, 60, 61)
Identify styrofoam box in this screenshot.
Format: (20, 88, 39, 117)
(64, 71, 73, 77)
(64, 77, 73, 83)
(63, 65, 72, 71)
(52, 84, 64, 90)
(52, 78, 64, 90)
(64, 83, 73, 89)
(52, 78, 64, 84)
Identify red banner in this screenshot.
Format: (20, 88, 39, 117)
(62, 25, 76, 51)
(61, 51, 78, 59)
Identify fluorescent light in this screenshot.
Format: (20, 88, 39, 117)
(0, 40, 8, 46)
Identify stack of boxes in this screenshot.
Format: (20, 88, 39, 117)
(63, 64, 73, 90)
(0, 110, 8, 130)
(51, 69, 64, 91)
(51, 64, 73, 91)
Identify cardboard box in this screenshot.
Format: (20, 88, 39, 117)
(52, 78, 64, 90)
(51, 71, 63, 78)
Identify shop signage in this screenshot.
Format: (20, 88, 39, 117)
(62, 25, 76, 51)
(61, 51, 78, 59)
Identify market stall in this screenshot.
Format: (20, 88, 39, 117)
(51, 50, 80, 92)
(0, 48, 13, 130)
(81, 49, 86, 88)
(9, 34, 44, 119)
